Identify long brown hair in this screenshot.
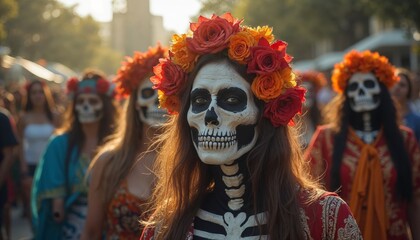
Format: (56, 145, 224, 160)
(56, 69, 119, 196)
(89, 88, 144, 206)
(144, 53, 320, 239)
(23, 79, 55, 122)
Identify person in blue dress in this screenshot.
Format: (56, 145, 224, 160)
(31, 69, 118, 240)
(391, 68, 420, 141)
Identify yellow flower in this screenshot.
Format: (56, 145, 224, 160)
(245, 26, 275, 43)
(158, 90, 180, 115)
(283, 69, 297, 88)
(228, 31, 256, 64)
(170, 34, 198, 72)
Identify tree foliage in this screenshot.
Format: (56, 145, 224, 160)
(366, 0, 420, 29)
(2, 0, 120, 73)
(0, 0, 18, 40)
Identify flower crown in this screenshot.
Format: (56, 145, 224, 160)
(332, 50, 399, 94)
(151, 13, 305, 127)
(66, 76, 115, 98)
(114, 44, 168, 96)
(297, 70, 327, 93)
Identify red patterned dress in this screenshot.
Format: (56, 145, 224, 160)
(306, 125, 420, 239)
(140, 191, 362, 239)
(106, 180, 147, 240)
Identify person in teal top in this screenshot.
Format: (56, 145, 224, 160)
(31, 69, 118, 240)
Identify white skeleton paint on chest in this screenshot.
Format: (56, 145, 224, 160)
(188, 61, 267, 239)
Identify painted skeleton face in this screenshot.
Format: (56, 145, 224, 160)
(75, 93, 103, 123)
(187, 61, 259, 165)
(136, 79, 167, 127)
(347, 72, 381, 112)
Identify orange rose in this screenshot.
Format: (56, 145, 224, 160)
(251, 70, 284, 102)
(245, 25, 274, 43)
(228, 31, 256, 64)
(170, 34, 198, 72)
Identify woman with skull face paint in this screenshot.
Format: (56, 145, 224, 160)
(31, 69, 118, 240)
(81, 44, 168, 240)
(140, 13, 361, 240)
(306, 50, 420, 240)
(296, 71, 327, 148)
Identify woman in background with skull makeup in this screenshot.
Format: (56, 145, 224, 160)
(306, 50, 420, 240)
(31, 69, 118, 240)
(81, 44, 168, 240)
(140, 13, 361, 239)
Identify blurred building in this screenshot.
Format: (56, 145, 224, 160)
(110, 0, 170, 56)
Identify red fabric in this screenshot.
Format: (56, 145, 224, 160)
(107, 180, 147, 240)
(140, 191, 361, 239)
(306, 125, 420, 240)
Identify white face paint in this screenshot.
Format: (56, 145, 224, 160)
(347, 72, 381, 112)
(75, 93, 103, 123)
(136, 79, 167, 127)
(187, 61, 259, 165)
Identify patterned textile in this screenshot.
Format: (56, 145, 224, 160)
(307, 125, 420, 239)
(106, 180, 146, 240)
(140, 192, 362, 239)
(31, 134, 90, 240)
(62, 195, 88, 239)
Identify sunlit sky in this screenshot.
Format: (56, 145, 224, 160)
(57, 0, 202, 33)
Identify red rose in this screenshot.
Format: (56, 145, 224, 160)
(186, 13, 242, 54)
(263, 86, 306, 127)
(151, 58, 187, 96)
(66, 77, 79, 94)
(247, 38, 292, 75)
(96, 78, 110, 94)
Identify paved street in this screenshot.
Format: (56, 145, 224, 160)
(9, 205, 33, 240)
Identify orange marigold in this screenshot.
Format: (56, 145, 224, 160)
(114, 44, 168, 96)
(332, 50, 399, 94)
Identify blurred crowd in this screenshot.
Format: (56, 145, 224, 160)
(0, 14, 420, 240)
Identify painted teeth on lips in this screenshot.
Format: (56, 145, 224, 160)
(197, 130, 237, 150)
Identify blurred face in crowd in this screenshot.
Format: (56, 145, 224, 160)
(30, 82, 46, 107)
(391, 74, 410, 102)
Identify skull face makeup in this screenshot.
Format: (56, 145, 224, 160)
(136, 79, 167, 127)
(187, 61, 259, 165)
(75, 93, 104, 123)
(347, 72, 381, 112)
